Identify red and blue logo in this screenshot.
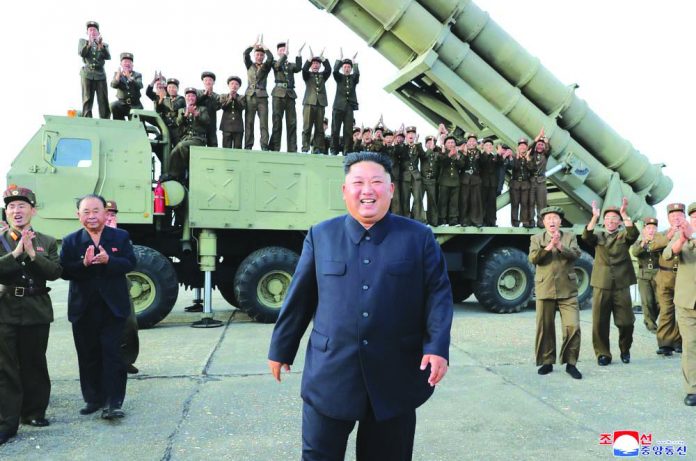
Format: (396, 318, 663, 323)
(612, 431, 640, 457)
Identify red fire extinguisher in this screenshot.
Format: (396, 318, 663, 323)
(153, 182, 166, 215)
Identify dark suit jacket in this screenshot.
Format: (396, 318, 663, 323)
(268, 213, 453, 421)
(302, 59, 331, 107)
(332, 60, 359, 111)
(60, 226, 136, 323)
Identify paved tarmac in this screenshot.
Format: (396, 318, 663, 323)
(1, 280, 694, 461)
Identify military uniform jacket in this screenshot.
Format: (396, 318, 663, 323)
(79, 38, 110, 80)
(272, 55, 302, 99)
(651, 231, 679, 273)
(197, 91, 220, 130)
(111, 71, 143, 103)
(529, 230, 580, 299)
(401, 143, 425, 182)
(381, 145, 402, 181)
(145, 86, 185, 128)
(219, 93, 246, 133)
(0, 228, 62, 325)
(665, 233, 696, 309)
(479, 153, 500, 187)
(510, 156, 531, 181)
(582, 225, 639, 289)
(528, 152, 548, 183)
(421, 148, 441, 181)
(438, 151, 462, 187)
(332, 61, 360, 111)
(268, 213, 453, 421)
(629, 238, 661, 280)
(176, 106, 210, 141)
(302, 59, 332, 107)
(456, 148, 482, 185)
(244, 48, 274, 98)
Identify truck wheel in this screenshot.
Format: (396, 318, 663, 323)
(449, 273, 473, 302)
(215, 263, 239, 308)
(474, 247, 533, 313)
(128, 245, 179, 329)
(234, 247, 300, 323)
(575, 251, 594, 310)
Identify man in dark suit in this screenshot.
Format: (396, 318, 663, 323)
(268, 152, 453, 461)
(331, 55, 360, 155)
(60, 194, 136, 420)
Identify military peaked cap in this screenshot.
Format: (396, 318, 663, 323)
(405, 126, 417, 133)
(341, 59, 353, 67)
(201, 71, 216, 81)
(86, 21, 99, 30)
(227, 75, 242, 85)
(688, 202, 696, 215)
(166, 78, 179, 87)
(105, 200, 119, 213)
(666, 202, 685, 214)
(603, 206, 621, 217)
(643, 217, 658, 226)
(120, 52, 134, 61)
(184, 87, 198, 95)
(466, 132, 478, 140)
(482, 138, 494, 145)
(518, 137, 529, 145)
(3, 185, 36, 207)
(540, 206, 564, 219)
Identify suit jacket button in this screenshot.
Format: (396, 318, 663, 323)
(362, 312, 369, 318)
(362, 339, 368, 345)
(362, 284, 369, 290)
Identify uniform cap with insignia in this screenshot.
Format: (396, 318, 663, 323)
(373, 124, 384, 133)
(395, 131, 405, 138)
(688, 202, 696, 216)
(201, 71, 216, 81)
(444, 135, 457, 143)
(540, 206, 564, 219)
(105, 200, 119, 213)
(254, 46, 265, 53)
(311, 56, 322, 63)
(276, 42, 286, 49)
(341, 59, 353, 67)
(642, 217, 658, 226)
(425, 135, 435, 142)
(518, 137, 529, 145)
(384, 129, 394, 136)
(483, 138, 494, 145)
(3, 185, 36, 207)
(603, 206, 621, 217)
(227, 75, 242, 85)
(363, 127, 373, 133)
(352, 126, 362, 134)
(86, 21, 99, 30)
(120, 52, 134, 62)
(166, 78, 179, 87)
(406, 126, 417, 133)
(184, 87, 198, 96)
(466, 132, 478, 140)
(666, 202, 685, 214)
(501, 144, 511, 150)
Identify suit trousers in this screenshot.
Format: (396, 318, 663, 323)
(245, 95, 270, 150)
(302, 401, 416, 461)
(222, 132, 243, 149)
(0, 323, 51, 432)
(111, 100, 144, 121)
(437, 184, 459, 225)
(656, 271, 681, 348)
(72, 299, 127, 408)
(591, 287, 635, 359)
(535, 297, 581, 366)
(81, 77, 110, 119)
(302, 105, 325, 153)
(401, 179, 424, 223)
(270, 96, 298, 152)
(676, 305, 696, 394)
(509, 180, 530, 227)
(637, 277, 659, 332)
(529, 179, 548, 227)
(122, 299, 139, 367)
(331, 108, 354, 154)
(422, 179, 438, 226)
(168, 137, 206, 179)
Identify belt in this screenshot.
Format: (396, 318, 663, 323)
(659, 265, 678, 272)
(408, 166, 415, 171)
(514, 177, 527, 181)
(120, 98, 132, 105)
(276, 83, 288, 88)
(1, 286, 51, 297)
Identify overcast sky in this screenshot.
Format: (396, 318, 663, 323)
(1, 0, 692, 223)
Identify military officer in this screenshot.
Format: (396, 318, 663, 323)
(350, 126, 362, 154)
(457, 133, 483, 227)
(331, 54, 360, 155)
(380, 129, 403, 215)
(146, 76, 185, 147)
(79, 21, 111, 119)
(165, 87, 210, 181)
(479, 138, 500, 227)
(110, 52, 143, 120)
(496, 143, 511, 196)
(529, 206, 582, 379)
(421, 135, 441, 225)
(198, 72, 220, 147)
(629, 217, 661, 333)
(528, 136, 550, 228)
(270, 42, 302, 152)
(0, 186, 62, 445)
(582, 198, 638, 366)
(220, 76, 246, 149)
(243, 42, 274, 150)
(401, 126, 426, 222)
(438, 135, 461, 226)
(509, 138, 532, 227)
(301, 55, 331, 154)
(666, 202, 696, 406)
(653, 203, 686, 355)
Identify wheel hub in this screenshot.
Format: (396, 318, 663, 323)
(257, 270, 292, 308)
(497, 267, 527, 301)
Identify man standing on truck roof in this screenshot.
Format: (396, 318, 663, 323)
(528, 131, 550, 228)
(0, 186, 62, 445)
(437, 134, 461, 226)
(582, 198, 638, 366)
(331, 51, 360, 155)
(401, 126, 426, 223)
(243, 40, 274, 151)
(301, 55, 331, 154)
(529, 206, 582, 379)
(110, 52, 143, 120)
(457, 133, 483, 227)
(479, 137, 500, 227)
(630, 217, 661, 333)
(198, 72, 220, 148)
(270, 41, 302, 152)
(219, 76, 246, 149)
(421, 134, 441, 226)
(509, 138, 532, 228)
(164, 87, 210, 182)
(79, 21, 111, 119)
(145, 75, 185, 147)
(268, 151, 453, 460)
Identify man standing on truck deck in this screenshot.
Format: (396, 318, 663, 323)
(220, 76, 246, 149)
(528, 133, 550, 228)
(268, 151, 453, 461)
(437, 135, 461, 226)
(146, 76, 185, 147)
(301, 55, 331, 154)
(479, 138, 500, 227)
(165, 87, 210, 182)
(243, 41, 274, 150)
(270, 42, 302, 152)
(665, 202, 696, 406)
(509, 138, 532, 228)
(400, 126, 426, 223)
(457, 133, 483, 227)
(110, 52, 143, 120)
(630, 217, 661, 333)
(198, 72, 220, 147)
(529, 206, 582, 379)
(652, 203, 685, 356)
(0, 186, 62, 445)
(421, 135, 440, 226)
(104, 200, 139, 375)
(79, 21, 111, 119)
(331, 52, 360, 155)
(582, 198, 638, 366)
(61, 194, 136, 420)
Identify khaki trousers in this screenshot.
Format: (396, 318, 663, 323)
(592, 287, 635, 359)
(535, 297, 581, 366)
(676, 305, 696, 394)
(656, 270, 682, 348)
(637, 277, 658, 332)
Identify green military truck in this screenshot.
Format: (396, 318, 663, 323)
(6, 0, 671, 328)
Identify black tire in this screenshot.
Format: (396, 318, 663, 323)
(449, 273, 474, 302)
(215, 263, 239, 308)
(574, 251, 594, 310)
(474, 247, 534, 313)
(234, 247, 300, 323)
(128, 245, 179, 329)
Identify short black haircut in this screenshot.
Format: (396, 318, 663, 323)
(343, 152, 393, 178)
(76, 193, 107, 209)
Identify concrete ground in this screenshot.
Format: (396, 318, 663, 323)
(1, 281, 693, 461)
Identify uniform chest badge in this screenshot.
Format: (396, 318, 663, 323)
(111, 247, 119, 252)
(36, 246, 45, 252)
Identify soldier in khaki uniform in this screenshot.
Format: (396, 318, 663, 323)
(110, 52, 144, 120)
(457, 134, 483, 227)
(421, 135, 440, 226)
(301, 56, 331, 154)
(400, 126, 426, 223)
(270, 42, 302, 152)
(437, 135, 461, 226)
(582, 199, 638, 366)
(79, 21, 111, 119)
(219, 76, 246, 149)
(146, 77, 186, 147)
(198, 72, 220, 147)
(652, 203, 685, 356)
(479, 138, 500, 227)
(629, 217, 660, 333)
(509, 138, 531, 227)
(528, 137, 550, 227)
(243, 44, 274, 150)
(0, 187, 62, 445)
(381, 129, 403, 216)
(529, 206, 582, 379)
(165, 87, 210, 181)
(331, 56, 360, 155)
(666, 202, 696, 406)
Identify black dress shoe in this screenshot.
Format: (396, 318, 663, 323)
(101, 407, 125, 420)
(597, 355, 611, 366)
(126, 364, 139, 374)
(22, 417, 49, 427)
(621, 352, 630, 364)
(685, 394, 696, 406)
(80, 402, 103, 415)
(675, 345, 683, 353)
(566, 364, 582, 379)
(0, 430, 16, 445)
(537, 364, 553, 375)
(657, 346, 673, 356)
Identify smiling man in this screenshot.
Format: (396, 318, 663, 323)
(268, 152, 453, 460)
